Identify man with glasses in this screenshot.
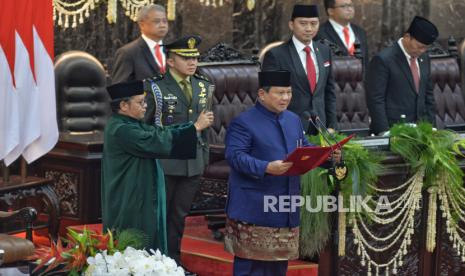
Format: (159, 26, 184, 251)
(101, 80, 212, 257)
(111, 4, 168, 83)
(316, 0, 369, 69)
(366, 16, 438, 135)
(262, 4, 337, 135)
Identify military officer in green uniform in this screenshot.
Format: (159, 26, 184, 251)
(144, 35, 214, 267)
(101, 80, 213, 254)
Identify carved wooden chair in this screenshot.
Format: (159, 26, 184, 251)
(0, 207, 37, 266)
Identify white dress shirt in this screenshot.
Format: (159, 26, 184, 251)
(292, 35, 319, 82)
(329, 19, 355, 50)
(398, 38, 421, 75)
(141, 34, 165, 69)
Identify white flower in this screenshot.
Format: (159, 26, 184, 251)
(84, 247, 184, 276)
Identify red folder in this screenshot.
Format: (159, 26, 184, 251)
(283, 134, 354, 176)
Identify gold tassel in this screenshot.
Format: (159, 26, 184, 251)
(106, 0, 117, 24)
(247, 0, 255, 11)
(167, 0, 176, 21)
(338, 193, 346, 256)
(426, 186, 437, 252)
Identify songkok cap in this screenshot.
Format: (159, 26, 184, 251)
(407, 16, 438, 45)
(107, 80, 145, 100)
(291, 4, 319, 19)
(165, 35, 201, 57)
(259, 71, 291, 87)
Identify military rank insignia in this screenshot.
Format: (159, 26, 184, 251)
(188, 37, 196, 49)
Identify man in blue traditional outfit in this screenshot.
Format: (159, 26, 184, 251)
(101, 80, 213, 254)
(224, 70, 340, 275)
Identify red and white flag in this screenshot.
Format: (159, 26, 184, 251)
(0, 0, 58, 165)
(0, 1, 20, 162)
(23, 0, 58, 162)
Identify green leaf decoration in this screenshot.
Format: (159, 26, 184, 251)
(115, 228, 149, 251)
(300, 167, 331, 258)
(389, 122, 465, 223)
(299, 133, 382, 258)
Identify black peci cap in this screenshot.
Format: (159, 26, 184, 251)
(291, 4, 319, 19)
(407, 16, 439, 45)
(107, 80, 145, 100)
(259, 71, 291, 87)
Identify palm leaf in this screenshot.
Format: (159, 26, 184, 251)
(115, 228, 149, 251)
(299, 133, 382, 257)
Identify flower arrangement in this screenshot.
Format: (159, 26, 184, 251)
(85, 247, 184, 276)
(33, 227, 183, 276)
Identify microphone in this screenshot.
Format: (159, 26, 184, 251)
(303, 111, 347, 181)
(311, 112, 339, 146)
(303, 111, 333, 148)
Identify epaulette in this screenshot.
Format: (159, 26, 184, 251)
(194, 72, 210, 83)
(147, 73, 165, 82)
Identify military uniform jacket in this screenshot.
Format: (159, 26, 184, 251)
(262, 39, 337, 132)
(144, 71, 210, 177)
(101, 113, 197, 251)
(365, 42, 435, 134)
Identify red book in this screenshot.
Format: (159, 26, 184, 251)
(283, 135, 354, 176)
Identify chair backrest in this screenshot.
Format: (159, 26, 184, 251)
(198, 64, 260, 145)
(332, 56, 370, 135)
(429, 42, 465, 130)
(198, 44, 260, 146)
(55, 51, 110, 133)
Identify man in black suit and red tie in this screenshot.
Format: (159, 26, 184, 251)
(316, 0, 369, 69)
(366, 16, 438, 135)
(111, 4, 168, 84)
(262, 4, 337, 135)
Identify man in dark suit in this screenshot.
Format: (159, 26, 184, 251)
(366, 16, 438, 135)
(143, 35, 214, 275)
(316, 0, 369, 69)
(111, 4, 168, 84)
(262, 4, 337, 134)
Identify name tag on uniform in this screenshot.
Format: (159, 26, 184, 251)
(324, 61, 331, 67)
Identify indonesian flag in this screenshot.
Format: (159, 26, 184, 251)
(23, 0, 58, 162)
(0, 1, 20, 162)
(0, 0, 58, 165)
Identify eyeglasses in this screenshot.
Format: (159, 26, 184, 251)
(127, 99, 146, 107)
(333, 3, 354, 9)
(136, 100, 147, 106)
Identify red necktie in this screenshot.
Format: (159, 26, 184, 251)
(304, 46, 317, 93)
(154, 43, 165, 73)
(410, 57, 420, 93)
(343, 26, 354, 55)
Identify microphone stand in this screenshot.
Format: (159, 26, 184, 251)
(314, 117, 347, 182)
(308, 115, 347, 275)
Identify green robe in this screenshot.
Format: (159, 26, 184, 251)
(101, 113, 197, 253)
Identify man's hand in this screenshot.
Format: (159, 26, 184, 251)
(194, 111, 214, 131)
(330, 149, 342, 164)
(327, 128, 335, 134)
(266, 160, 293, 175)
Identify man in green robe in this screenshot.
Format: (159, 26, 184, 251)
(101, 80, 213, 253)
